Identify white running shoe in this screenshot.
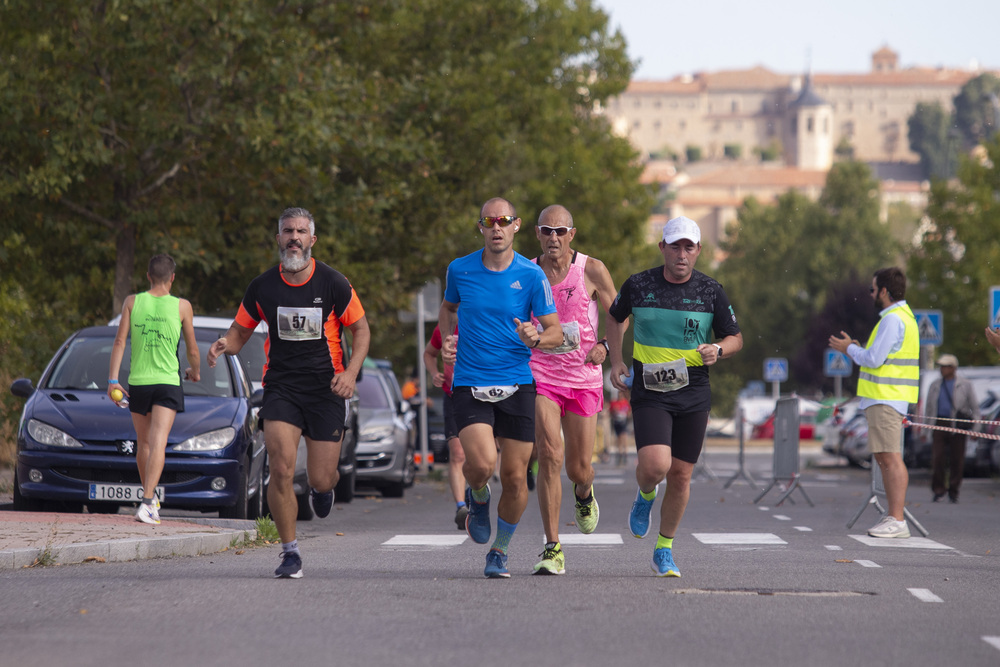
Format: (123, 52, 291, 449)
(867, 515, 909, 538)
(136, 502, 160, 525)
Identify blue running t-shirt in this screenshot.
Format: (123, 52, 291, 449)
(444, 250, 557, 386)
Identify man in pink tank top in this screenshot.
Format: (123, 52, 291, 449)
(529, 205, 622, 575)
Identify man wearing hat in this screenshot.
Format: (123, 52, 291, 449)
(921, 354, 978, 502)
(607, 216, 743, 576)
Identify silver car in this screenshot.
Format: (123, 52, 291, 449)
(355, 360, 416, 497)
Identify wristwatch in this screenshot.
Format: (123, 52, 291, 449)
(598, 339, 610, 353)
(714, 344, 724, 360)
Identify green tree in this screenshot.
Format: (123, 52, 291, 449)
(953, 73, 1000, 149)
(716, 161, 898, 395)
(907, 101, 954, 179)
(907, 134, 1000, 366)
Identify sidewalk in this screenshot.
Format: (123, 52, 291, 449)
(0, 467, 256, 570)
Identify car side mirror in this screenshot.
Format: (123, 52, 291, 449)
(249, 388, 264, 408)
(10, 377, 35, 398)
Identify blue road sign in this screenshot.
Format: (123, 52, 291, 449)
(763, 357, 788, 382)
(824, 350, 852, 377)
(991, 286, 1000, 329)
(913, 309, 943, 346)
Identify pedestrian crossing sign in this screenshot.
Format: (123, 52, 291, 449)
(913, 309, 943, 346)
(824, 350, 852, 377)
(763, 358, 788, 382)
(991, 286, 1000, 329)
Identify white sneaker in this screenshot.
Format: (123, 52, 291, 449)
(867, 516, 909, 538)
(136, 502, 160, 525)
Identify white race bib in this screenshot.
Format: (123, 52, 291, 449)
(472, 385, 519, 403)
(538, 321, 580, 355)
(641, 359, 689, 393)
(277, 306, 323, 341)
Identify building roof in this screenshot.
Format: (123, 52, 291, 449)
(791, 75, 827, 108)
(684, 165, 829, 188)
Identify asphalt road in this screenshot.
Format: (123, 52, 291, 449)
(2, 449, 999, 667)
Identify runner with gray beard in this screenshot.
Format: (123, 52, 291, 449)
(208, 207, 370, 578)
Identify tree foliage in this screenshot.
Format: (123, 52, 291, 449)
(0, 0, 652, 394)
(907, 101, 954, 179)
(907, 134, 1000, 366)
(953, 73, 1000, 150)
(715, 161, 899, 395)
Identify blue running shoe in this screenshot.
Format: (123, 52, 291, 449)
(274, 551, 303, 579)
(484, 549, 510, 578)
(310, 487, 334, 519)
(465, 485, 492, 544)
(651, 547, 680, 577)
(628, 487, 655, 538)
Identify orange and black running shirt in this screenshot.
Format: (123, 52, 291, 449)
(234, 259, 365, 391)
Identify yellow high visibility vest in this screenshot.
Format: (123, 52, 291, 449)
(857, 302, 919, 403)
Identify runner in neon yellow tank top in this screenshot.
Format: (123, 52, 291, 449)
(108, 254, 200, 525)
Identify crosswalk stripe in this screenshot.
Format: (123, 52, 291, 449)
(849, 535, 953, 550)
(382, 535, 468, 547)
(557, 534, 624, 546)
(908, 588, 943, 602)
(855, 560, 881, 568)
(693, 533, 787, 545)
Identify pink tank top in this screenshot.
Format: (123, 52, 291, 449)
(530, 252, 602, 388)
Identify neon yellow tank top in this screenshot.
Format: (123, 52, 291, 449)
(129, 292, 182, 386)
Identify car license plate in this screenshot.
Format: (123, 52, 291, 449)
(88, 484, 163, 502)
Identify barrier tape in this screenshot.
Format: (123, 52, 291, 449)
(902, 414, 1000, 441)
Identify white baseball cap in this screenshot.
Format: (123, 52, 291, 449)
(662, 216, 701, 244)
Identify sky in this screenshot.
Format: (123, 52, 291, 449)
(598, 0, 999, 80)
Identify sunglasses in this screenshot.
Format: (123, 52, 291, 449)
(538, 225, 572, 236)
(478, 215, 517, 228)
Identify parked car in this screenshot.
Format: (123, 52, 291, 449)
(9, 326, 267, 518)
(107, 314, 360, 514)
(749, 396, 823, 440)
(354, 359, 416, 497)
(425, 388, 449, 464)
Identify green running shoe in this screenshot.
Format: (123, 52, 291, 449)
(574, 483, 599, 534)
(533, 542, 566, 575)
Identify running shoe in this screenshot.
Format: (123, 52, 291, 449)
(274, 551, 303, 579)
(526, 460, 538, 491)
(465, 485, 492, 544)
(867, 515, 910, 539)
(135, 502, 160, 525)
(533, 542, 565, 575)
(628, 487, 655, 538)
(484, 549, 510, 579)
(311, 487, 334, 519)
(574, 483, 599, 534)
(454, 504, 469, 531)
(651, 547, 680, 577)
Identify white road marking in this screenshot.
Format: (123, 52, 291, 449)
(382, 535, 468, 547)
(557, 533, 624, 546)
(908, 588, 944, 603)
(825, 545, 843, 551)
(849, 535, 953, 550)
(692, 533, 787, 545)
(855, 560, 881, 568)
(794, 526, 812, 532)
(594, 478, 625, 485)
(772, 515, 791, 521)
(982, 637, 1000, 652)
(758, 506, 770, 511)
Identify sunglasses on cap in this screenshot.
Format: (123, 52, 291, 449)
(538, 225, 571, 236)
(478, 215, 517, 228)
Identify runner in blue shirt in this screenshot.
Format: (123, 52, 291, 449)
(439, 197, 562, 578)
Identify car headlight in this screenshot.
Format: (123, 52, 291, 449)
(360, 425, 394, 443)
(173, 427, 236, 451)
(26, 419, 83, 448)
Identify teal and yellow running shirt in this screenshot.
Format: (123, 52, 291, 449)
(129, 292, 182, 387)
(609, 267, 740, 411)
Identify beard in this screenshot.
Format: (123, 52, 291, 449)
(280, 243, 312, 273)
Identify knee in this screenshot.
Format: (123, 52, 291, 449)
(464, 459, 493, 483)
(565, 458, 591, 484)
(537, 441, 564, 469)
(449, 441, 466, 466)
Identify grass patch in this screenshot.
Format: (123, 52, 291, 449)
(229, 515, 281, 549)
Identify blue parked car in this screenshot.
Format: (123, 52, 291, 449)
(9, 326, 268, 519)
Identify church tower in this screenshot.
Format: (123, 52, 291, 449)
(785, 74, 833, 170)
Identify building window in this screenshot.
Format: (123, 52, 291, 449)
(807, 116, 814, 132)
(731, 99, 740, 112)
(679, 120, 687, 130)
(823, 117, 829, 134)
(633, 120, 641, 129)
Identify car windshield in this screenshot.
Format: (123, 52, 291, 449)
(356, 373, 390, 410)
(45, 335, 234, 398)
(237, 331, 267, 386)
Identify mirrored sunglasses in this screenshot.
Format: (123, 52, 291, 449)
(538, 225, 571, 236)
(478, 215, 517, 228)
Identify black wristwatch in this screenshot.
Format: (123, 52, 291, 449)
(598, 339, 610, 353)
(714, 344, 724, 360)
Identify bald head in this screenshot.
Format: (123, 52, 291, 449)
(480, 197, 517, 218)
(538, 205, 573, 228)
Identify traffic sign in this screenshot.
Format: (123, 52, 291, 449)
(824, 350, 852, 377)
(990, 286, 1000, 328)
(913, 309, 943, 346)
(763, 358, 788, 382)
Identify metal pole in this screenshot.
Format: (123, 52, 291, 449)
(416, 291, 429, 472)
(724, 407, 758, 489)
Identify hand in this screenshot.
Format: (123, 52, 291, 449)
(207, 337, 227, 368)
(584, 342, 607, 366)
(513, 318, 539, 348)
(697, 343, 720, 366)
(828, 330, 856, 354)
(610, 360, 631, 392)
(442, 335, 457, 364)
(107, 384, 129, 405)
(184, 368, 201, 383)
(431, 371, 445, 388)
(330, 370, 358, 399)
(985, 327, 1000, 354)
